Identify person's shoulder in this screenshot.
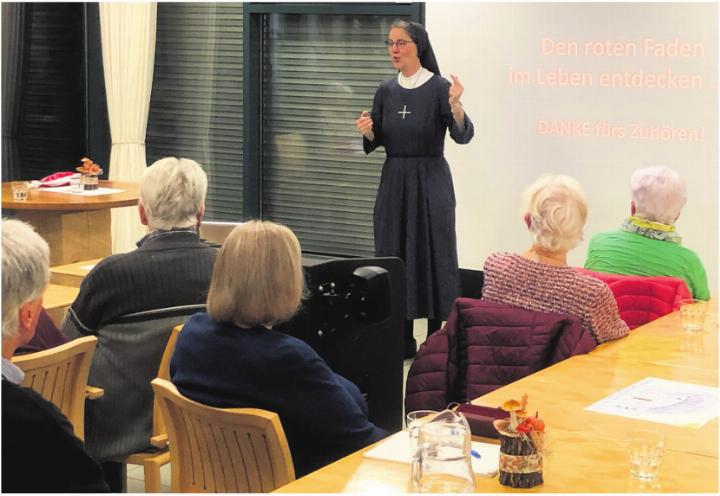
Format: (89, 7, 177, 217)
(484, 252, 519, 269)
(588, 229, 622, 243)
(181, 311, 215, 331)
(377, 77, 398, 93)
(571, 270, 614, 298)
(2, 380, 71, 427)
(669, 241, 703, 262)
(83, 250, 134, 278)
(268, 329, 315, 353)
(435, 74, 451, 87)
(259, 329, 328, 373)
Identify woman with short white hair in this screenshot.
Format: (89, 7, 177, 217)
(585, 166, 709, 300)
(170, 220, 387, 478)
(630, 165, 687, 225)
(482, 175, 629, 344)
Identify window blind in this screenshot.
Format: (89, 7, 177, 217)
(15, 3, 85, 181)
(146, 2, 244, 222)
(261, 14, 404, 257)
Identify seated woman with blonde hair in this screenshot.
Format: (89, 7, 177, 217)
(482, 175, 629, 344)
(170, 220, 387, 477)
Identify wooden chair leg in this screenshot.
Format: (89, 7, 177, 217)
(143, 462, 162, 493)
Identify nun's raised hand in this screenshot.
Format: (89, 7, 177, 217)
(355, 110, 374, 141)
(448, 74, 464, 107)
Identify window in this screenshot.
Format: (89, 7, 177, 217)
(259, 14, 404, 256)
(145, 3, 422, 255)
(146, 2, 244, 221)
(3, 3, 86, 181)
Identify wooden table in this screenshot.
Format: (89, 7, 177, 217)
(43, 284, 80, 327)
(275, 304, 718, 493)
(50, 259, 101, 287)
(2, 180, 139, 265)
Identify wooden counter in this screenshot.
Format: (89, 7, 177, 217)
(2, 181, 139, 265)
(43, 284, 80, 327)
(50, 259, 100, 287)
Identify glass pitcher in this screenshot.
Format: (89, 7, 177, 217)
(411, 409, 476, 493)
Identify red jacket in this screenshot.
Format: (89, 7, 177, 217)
(405, 298, 596, 413)
(576, 270, 691, 329)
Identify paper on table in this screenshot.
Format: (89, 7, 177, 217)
(40, 185, 125, 196)
(363, 430, 500, 477)
(586, 377, 719, 428)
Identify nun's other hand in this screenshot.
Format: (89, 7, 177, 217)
(449, 74, 464, 106)
(355, 110, 374, 139)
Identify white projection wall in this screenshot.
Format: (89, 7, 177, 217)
(427, 2, 718, 291)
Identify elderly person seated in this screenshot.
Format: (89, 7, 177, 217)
(2, 219, 109, 492)
(64, 157, 218, 332)
(482, 175, 629, 344)
(171, 220, 388, 478)
(584, 166, 709, 300)
(63, 157, 218, 490)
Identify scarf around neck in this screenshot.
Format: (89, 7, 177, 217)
(621, 216, 682, 244)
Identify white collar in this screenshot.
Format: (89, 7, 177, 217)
(2, 357, 25, 385)
(397, 67, 433, 89)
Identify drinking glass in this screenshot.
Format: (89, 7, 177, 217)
(406, 410, 438, 452)
(627, 431, 665, 481)
(679, 299, 707, 332)
(11, 181, 29, 201)
(69, 177, 83, 194)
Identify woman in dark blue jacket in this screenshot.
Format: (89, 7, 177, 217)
(171, 220, 387, 477)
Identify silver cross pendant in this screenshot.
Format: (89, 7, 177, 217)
(398, 105, 412, 120)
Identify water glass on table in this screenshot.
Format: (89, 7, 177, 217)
(406, 410, 439, 452)
(627, 431, 665, 481)
(69, 177, 83, 194)
(11, 181, 29, 201)
(679, 299, 707, 332)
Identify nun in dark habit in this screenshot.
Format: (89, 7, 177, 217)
(355, 20, 474, 358)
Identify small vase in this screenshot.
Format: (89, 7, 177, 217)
(493, 419, 544, 488)
(81, 173, 99, 191)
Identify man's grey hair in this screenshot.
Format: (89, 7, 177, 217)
(2, 219, 50, 340)
(139, 157, 208, 230)
(630, 166, 687, 225)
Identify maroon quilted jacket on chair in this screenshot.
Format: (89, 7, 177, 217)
(405, 298, 597, 413)
(576, 269, 692, 329)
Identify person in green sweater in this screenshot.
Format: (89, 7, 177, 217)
(584, 166, 709, 300)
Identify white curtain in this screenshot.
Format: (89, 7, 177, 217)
(100, 3, 157, 253)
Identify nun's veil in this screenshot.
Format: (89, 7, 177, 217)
(402, 21, 441, 76)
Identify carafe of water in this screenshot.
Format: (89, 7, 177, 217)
(411, 409, 476, 493)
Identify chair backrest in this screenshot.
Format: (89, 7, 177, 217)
(150, 323, 183, 441)
(67, 304, 205, 461)
(152, 378, 295, 493)
(199, 221, 243, 245)
(577, 269, 693, 328)
(12, 335, 98, 440)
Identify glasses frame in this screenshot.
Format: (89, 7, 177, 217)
(384, 39, 414, 48)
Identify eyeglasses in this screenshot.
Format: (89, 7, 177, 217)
(384, 39, 414, 48)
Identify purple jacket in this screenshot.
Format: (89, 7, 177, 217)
(405, 298, 597, 412)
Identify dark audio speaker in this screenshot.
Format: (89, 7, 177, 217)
(276, 256, 405, 433)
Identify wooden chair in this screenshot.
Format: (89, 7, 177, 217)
(124, 324, 183, 492)
(12, 335, 98, 440)
(151, 377, 296, 493)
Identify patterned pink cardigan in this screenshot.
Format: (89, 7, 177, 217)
(482, 253, 629, 344)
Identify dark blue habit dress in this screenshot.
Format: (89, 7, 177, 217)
(364, 74, 474, 321)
